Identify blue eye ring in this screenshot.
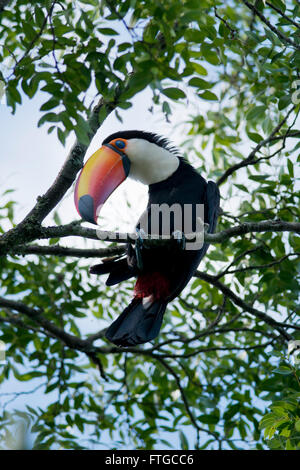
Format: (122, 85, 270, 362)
(115, 139, 126, 149)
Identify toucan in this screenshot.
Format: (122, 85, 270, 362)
(74, 130, 220, 347)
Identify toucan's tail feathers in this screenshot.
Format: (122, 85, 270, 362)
(89, 258, 126, 275)
(105, 298, 167, 346)
(89, 258, 136, 285)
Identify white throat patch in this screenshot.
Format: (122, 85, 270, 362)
(126, 138, 180, 185)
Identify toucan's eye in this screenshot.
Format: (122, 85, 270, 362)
(115, 140, 126, 149)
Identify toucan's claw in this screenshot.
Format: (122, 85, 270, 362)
(172, 230, 186, 250)
(135, 228, 144, 271)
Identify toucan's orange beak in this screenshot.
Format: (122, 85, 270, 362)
(74, 144, 131, 224)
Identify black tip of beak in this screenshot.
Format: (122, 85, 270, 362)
(78, 195, 96, 224)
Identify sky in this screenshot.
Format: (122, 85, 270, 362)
(1, 89, 166, 227)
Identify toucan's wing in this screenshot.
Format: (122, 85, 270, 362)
(166, 180, 220, 302)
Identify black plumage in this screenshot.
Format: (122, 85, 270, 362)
(90, 132, 220, 347)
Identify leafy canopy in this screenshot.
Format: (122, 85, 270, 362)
(0, 0, 299, 450)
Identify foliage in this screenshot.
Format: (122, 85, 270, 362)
(0, 0, 299, 450)
(258, 355, 300, 450)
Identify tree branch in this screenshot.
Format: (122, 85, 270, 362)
(217, 106, 296, 186)
(241, 0, 300, 50)
(0, 309, 53, 337)
(12, 243, 125, 258)
(194, 271, 294, 340)
(146, 323, 280, 354)
(154, 355, 220, 441)
(39, 219, 300, 244)
(0, 0, 11, 14)
(214, 6, 238, 38)
(216, 252, 300, 278)
(0, 296, 96, 354)
(4, 219, 298, 259)
(155, 339, 276, 359)
(266, 1, 300, 30)
(9, 2, 57, 79)
(0, 295, 108, 379)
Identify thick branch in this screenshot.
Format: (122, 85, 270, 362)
(0, 309, 52, 337)
(4, 219, 298, 259)
(36, 219, 300, 245)
(12, 243, 125, 258)
(205, 219, 300, 243)
(0, 296, 95, 354)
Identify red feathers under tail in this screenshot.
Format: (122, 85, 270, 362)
(134, 272, 170, 300)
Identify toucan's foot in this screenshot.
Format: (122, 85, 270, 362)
(172, 230, 186, 250)
(135, 228, 146, 271)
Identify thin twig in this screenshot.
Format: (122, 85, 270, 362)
(194, 271, 294, 340)
(217, 253, 300, 278)
(217, 106, 296, 186)
(242, 0, 300, 50)
(266, 1, 300, 31)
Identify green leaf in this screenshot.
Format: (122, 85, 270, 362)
(40, 98, 60, 111)
(98, 28, 119, 36)
(198, 414, 219, 425)
(179, 430, 189, 450)
(188, 77, 213, 89)
(295, 419, 300, 432)
(162, 87, 186, 100)
(246, 105, 267, 121)
(287, 159, 294, 178)
(199, 90, 218, 101)
(247, 132, 264, 143)
(273, 366, 293, 375)
(57, 127, 67, 145)
(262, 116, 273, 134)
(38, 112, 60, 127)
(35, 6, 46, 28)
(190, 62, 208, 76)
(201, 44, 220, 65)
(278, 95, 291, 110)
(53, 211, 62, 226)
